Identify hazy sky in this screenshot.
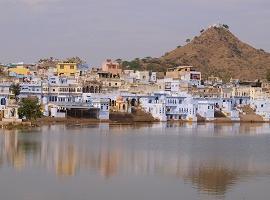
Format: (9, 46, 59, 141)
(0, 0, 269, 66)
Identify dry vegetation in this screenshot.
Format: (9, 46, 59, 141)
(127, 27, 270, 81)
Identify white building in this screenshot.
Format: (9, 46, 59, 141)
(140, 94, 167, 121)
(157, 78, 181, 92)
(122, 70, 157, 84)
(251, 99, 270, 121)
(19, 81, 43, 102)
(139, 93, 197, 121)
(0, 82, 11, 109)
(181, 71, 202, 87)
(197, 100, 215, 120)
(92, 98, 110, 120)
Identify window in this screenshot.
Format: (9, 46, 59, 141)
(115, 83, 117, 86)
(60, 65, 64, 69)
(70, 65, 74, 69)
(69, 88, 75, 92)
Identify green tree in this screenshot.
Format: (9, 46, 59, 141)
(10, 83, 21, 102)
(38, 57, 56, 63)
(18, 97, 43, 120)
(122, 59, 141, 70)
(115, 58, 122, 63)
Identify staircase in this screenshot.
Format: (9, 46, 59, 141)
(238, 105, 263, 122)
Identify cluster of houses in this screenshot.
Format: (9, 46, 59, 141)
(1, 59, 270, 122)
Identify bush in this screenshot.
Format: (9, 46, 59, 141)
(122, 60, 141, 70)
(10, 83, 21, 102)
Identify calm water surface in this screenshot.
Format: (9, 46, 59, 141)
(1, 123, 270, 200)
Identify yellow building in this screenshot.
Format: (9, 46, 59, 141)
(56, 63, 78, 77)
(8, 65, 30, 76)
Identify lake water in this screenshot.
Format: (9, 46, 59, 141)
(0, 123, 270, 200)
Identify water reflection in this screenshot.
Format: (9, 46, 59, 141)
(0, 130, 41, 170)
(0, 123, 270, 198)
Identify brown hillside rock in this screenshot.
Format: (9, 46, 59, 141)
(139, 26, 270, 81)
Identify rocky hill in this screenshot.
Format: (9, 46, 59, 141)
(124, 25, 270, 81)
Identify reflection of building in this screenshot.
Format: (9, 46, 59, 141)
(1, 123, 270, 198)
(56, 145, 77, 176)
(184, 166, 238, 196)
(99, 148, 120, 178)
(3, 132, 24, 169)
(0, 131, 41, 170)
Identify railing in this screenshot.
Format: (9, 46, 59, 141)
(166, 110, 189, 115)
(49, 102, 94, 108)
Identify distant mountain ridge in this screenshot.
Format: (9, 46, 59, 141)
(134, 25, 270, 81)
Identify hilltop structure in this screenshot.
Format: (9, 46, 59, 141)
(1, 26, 270, 123)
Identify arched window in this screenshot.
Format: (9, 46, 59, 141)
(131, 98, 136, 106)
(90, 86, 94, 93)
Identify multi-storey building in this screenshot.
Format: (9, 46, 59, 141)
(56, 63, 78, 77)
(101, 59, 122, 76)
(166, 66, 201, 87)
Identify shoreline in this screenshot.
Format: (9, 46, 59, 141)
(1, 117, 270, 130)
